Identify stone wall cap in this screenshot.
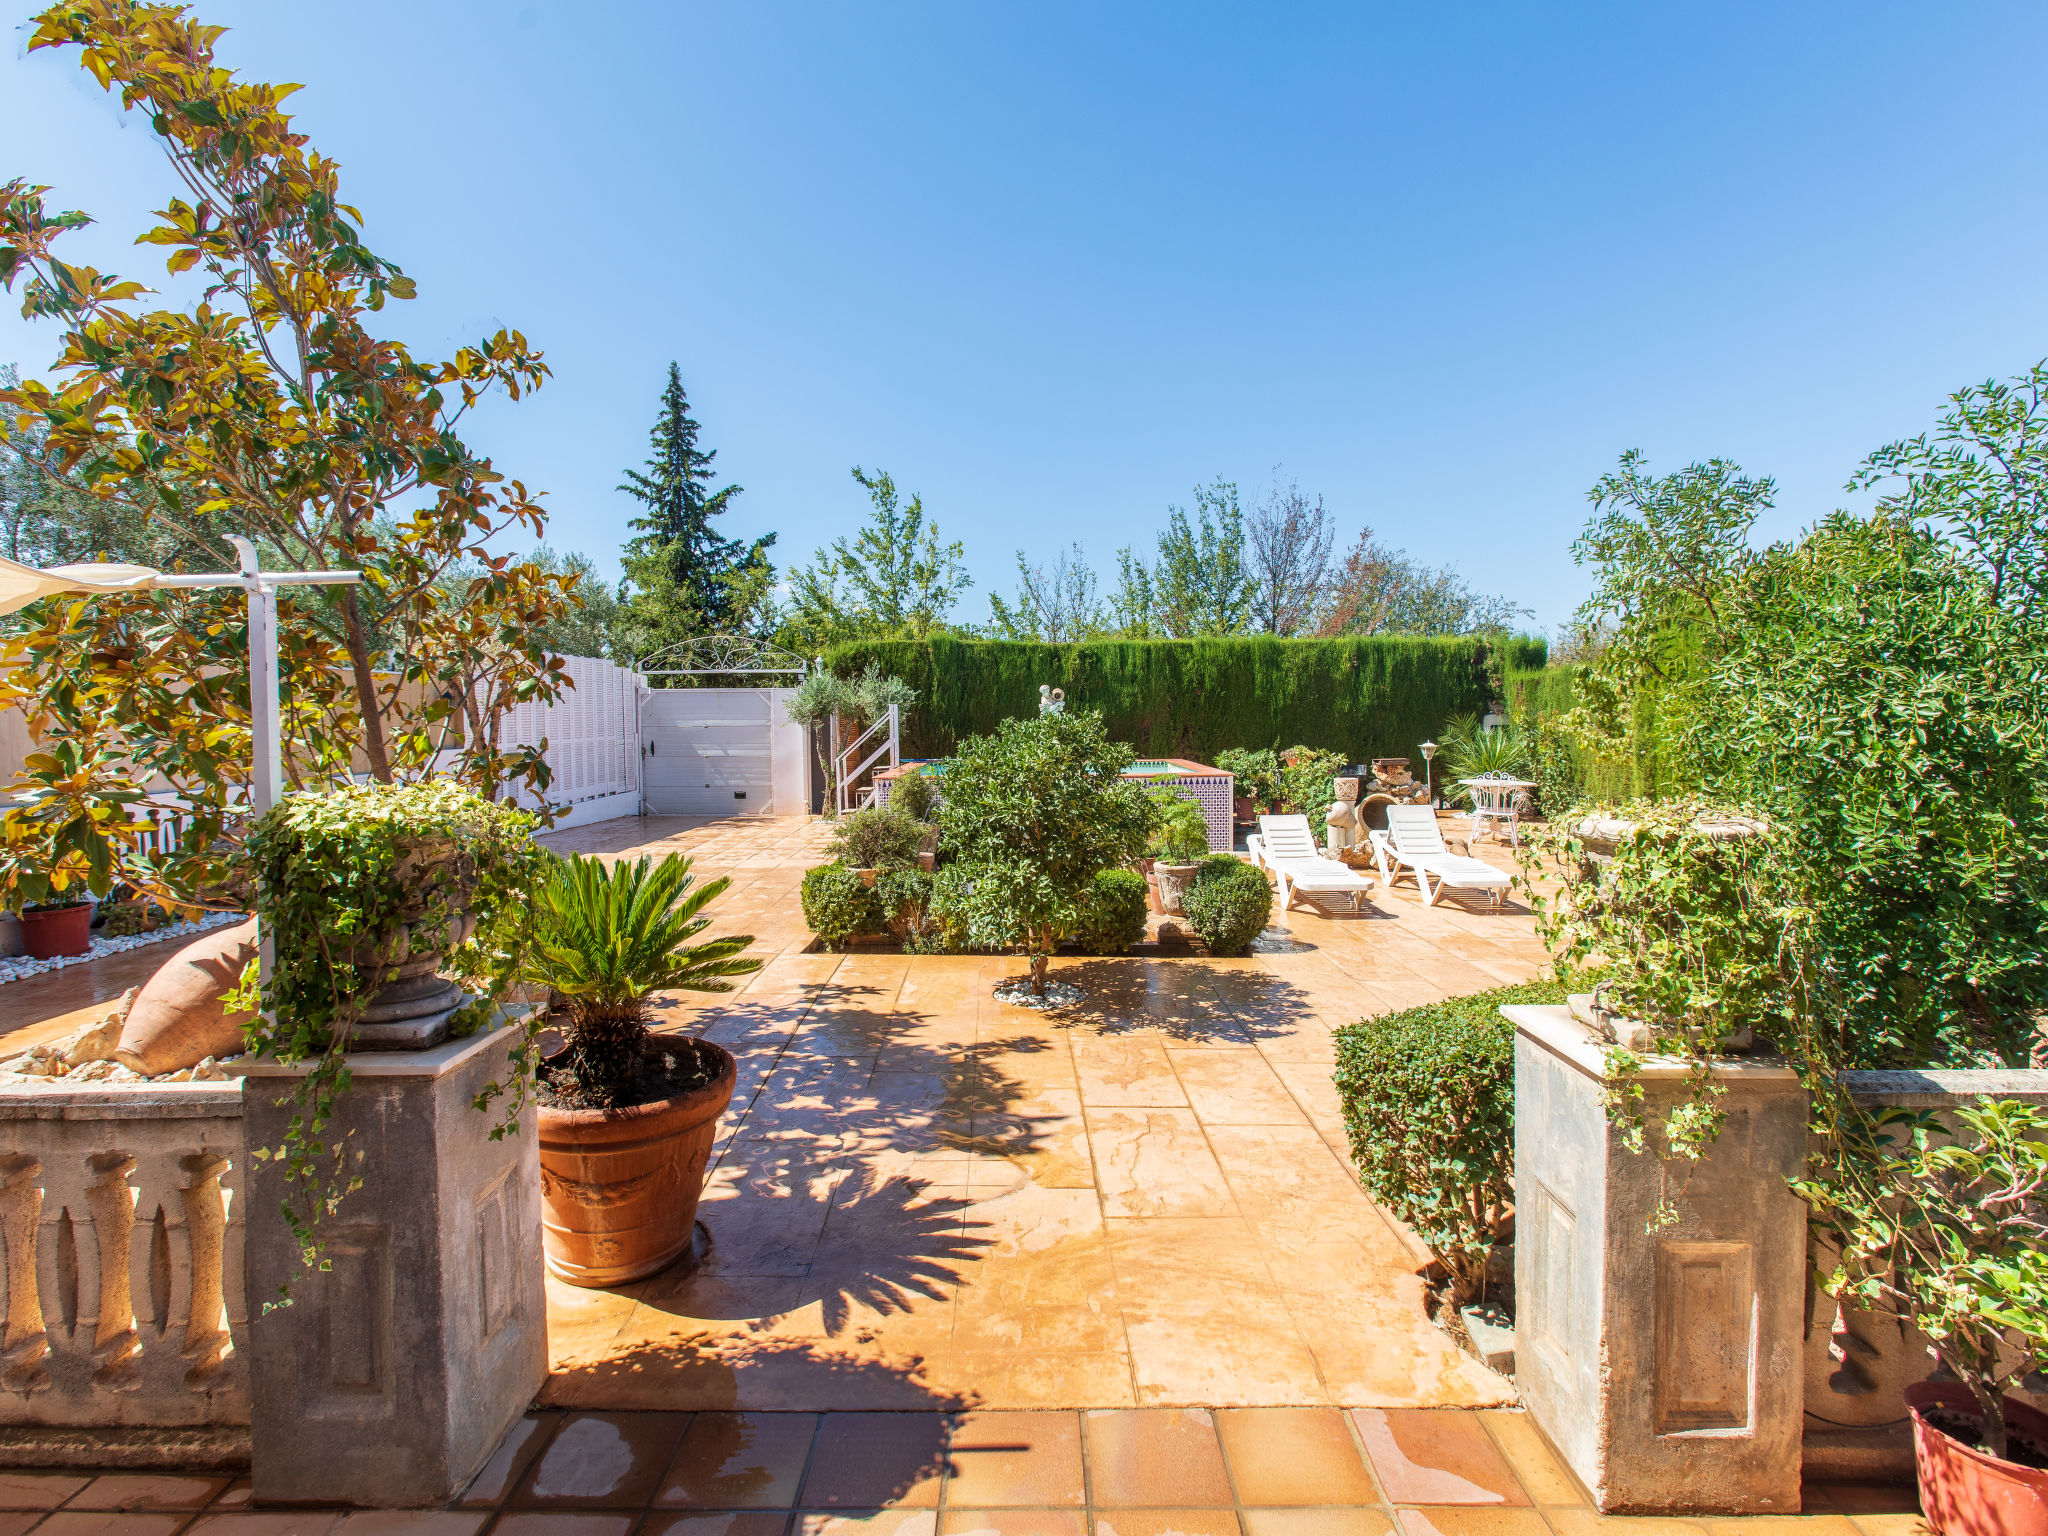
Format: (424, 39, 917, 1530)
(0, 1079, 243, 1119)
(240, 1019, 520, 1081)
(1504, 1004, 1802, 1084)
(1843, 1067, 2048, 1107)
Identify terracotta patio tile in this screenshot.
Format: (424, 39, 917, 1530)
(0, 1516, 43, 1536)
(67, 1474, 231, 1511)
(333, 1515, 490, 1536)
(1073, 1038, 1186, 1107)
(1478, 1413, 1584, 1505)
(655, 1410, 818, 1507)
(939, 1512, 1087, 1536)
(942, 1410, 1086, 1507)
(1844, 1518, 1933, 1536)
(793, 1514, 939, 1536)
(1217, 1408, 1379, 1505)
(1797, 1487, 1921, 1516)
(921, 1348, 1138, 1410)
(458, 1410, 560, 1505)
(644, 1514, 796, 1536)
(516, 1411, 690, 1506)
(1394, 1509, 1551, 1536)
(1086, 1109, 1234, 1218)
(0, 1472, 89, 1509)
(1089, 1514, 1242, 1536)
(798, 1412, 949, 1507)
(491, 1516, 640, 1536)
(1541, 1514, 1710, 1536)
(1699, 1521, 1864, 1536)
(36, 1517, 189, 1536)
(1241, 1514, 1394, 1536)
(1083, 1408, 1234, 1508)
(1352, 1410, 1528, 1506)
(184, 1516, 342, 1536)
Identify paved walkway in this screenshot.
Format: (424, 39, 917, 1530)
(535, 814, 1550, 1415)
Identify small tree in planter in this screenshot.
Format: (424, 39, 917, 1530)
(1795, 1099, 2048, 1472)
(935, 710, 1153, 998)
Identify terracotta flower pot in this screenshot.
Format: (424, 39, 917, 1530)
(1907, 1381, 2048, 1536)
(536, 1038, 737, 1287)
(1153, 861, 1201, 916)
(20, 903, 93, 959)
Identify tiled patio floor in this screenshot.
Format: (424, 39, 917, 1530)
(532, 814, 1551, 1414)
(0, 1407, 1924, 1533)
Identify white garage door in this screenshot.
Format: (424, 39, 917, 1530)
(642, 689, 775, 815)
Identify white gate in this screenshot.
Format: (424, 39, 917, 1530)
(498, 654, 643, 828)
(641, 687, 808, 816)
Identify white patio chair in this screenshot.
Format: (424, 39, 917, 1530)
(1253, 814, 1375, 913)
(1370, 804, 1512, 908)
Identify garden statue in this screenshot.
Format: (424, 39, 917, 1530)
(1038, 684, 1066, 716)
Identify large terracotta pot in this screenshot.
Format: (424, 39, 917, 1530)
(115, 917, 260, 1075)
(536, 1038, 737, 1287)
(20, 903, 93, 959)
(1153, 861, 1201, 915)
(1907, 1381, 2048, 1536)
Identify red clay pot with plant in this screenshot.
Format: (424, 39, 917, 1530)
(1907, 1382, 2048, 1536)
(520, 850, 761, 1289)
(20, 900, 93, 959)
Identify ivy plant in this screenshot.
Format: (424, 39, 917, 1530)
(246, 781, 548, 1290)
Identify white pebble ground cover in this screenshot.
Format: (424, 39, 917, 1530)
(0, 910, 241, 988)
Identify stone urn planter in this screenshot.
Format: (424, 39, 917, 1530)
(1907, 1382, 2048, 1536)
(537, 1036, 737, 1286)
(1152, 861, 1201, 915)
(19, 900, 93, 958)
(344, 841, 480, 1050)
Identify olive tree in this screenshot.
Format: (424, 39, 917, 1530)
(935, 710, 1153, 996)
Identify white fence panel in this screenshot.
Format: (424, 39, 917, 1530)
(497, 655, 643, 824)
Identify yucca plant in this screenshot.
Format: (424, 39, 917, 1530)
(523, 852, 762, 1108)
(1439, 712, 1534, 807)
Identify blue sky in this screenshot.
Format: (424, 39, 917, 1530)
(6, 2, 2046, 635)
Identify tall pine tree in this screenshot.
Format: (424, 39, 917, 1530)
(619, 364, 775, 648)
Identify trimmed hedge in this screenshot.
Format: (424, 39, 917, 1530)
(1333, 975, 1573, 1299)
(1075, 868, 1150, 955)
(821, 635, 1546, 762)
(1181, 855, 1274, 956)
(801, 861, 884, 947)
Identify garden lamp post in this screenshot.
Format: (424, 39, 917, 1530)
(0, 538, 362, 816)
(1420, 739, 1438, 808)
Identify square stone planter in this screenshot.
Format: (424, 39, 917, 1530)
(1506, 1004, 1808, 1516)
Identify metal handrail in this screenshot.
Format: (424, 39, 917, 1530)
(834, 704, 899, 814)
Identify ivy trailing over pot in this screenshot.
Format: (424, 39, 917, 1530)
(245, 781, 549, 1288)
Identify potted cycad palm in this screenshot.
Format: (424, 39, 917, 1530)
(523, 852, 763, 1287)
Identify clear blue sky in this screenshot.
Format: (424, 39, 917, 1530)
(6, 2, 2046, 635)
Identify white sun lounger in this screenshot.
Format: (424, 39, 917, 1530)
(1371, 804, 1512, 908)
(1249, 814, 1375, 913)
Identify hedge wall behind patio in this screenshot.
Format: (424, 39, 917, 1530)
(820, 634, 1547, 761)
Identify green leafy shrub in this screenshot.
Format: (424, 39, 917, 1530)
(1215, 747, 1281, 806)
(874, 865, 938, 946)
(1334, 976, 1574, 1301)
(827, 805, 925, 870)
(1180, 855, 1273, 956)
(890, 769, 938, 823)
(935, 710, 1154, 994)
(800, 861, 885, 947)
(1144, 785, 1210, 863)
(1075, 868, 1149, 955)
(1277, 745, 1344, 841)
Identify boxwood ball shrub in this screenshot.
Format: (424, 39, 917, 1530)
(1333, 977, 1574, 1302)
(1180, 855, 1272, 956)
(827, 805, 925, 871)
(890, 770, 938, 823)
(801, 861, 884, 948)
(1075, 868, 1150, 955)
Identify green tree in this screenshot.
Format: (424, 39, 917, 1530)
(934, 710, 1154, 996)
(618, 363, 775, 647)
(1149, 478, 1255, 637)
(988, 542, 1105, 641)
(776, 466, 970, 652)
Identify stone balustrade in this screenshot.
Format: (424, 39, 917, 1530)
(0, 1080, 248, 1462)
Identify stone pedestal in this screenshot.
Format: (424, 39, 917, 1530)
(242, 1026, 545, 1507)
(1507, 1005, 1808, 1516)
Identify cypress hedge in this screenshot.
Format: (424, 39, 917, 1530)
(819, 635, 1547, 762)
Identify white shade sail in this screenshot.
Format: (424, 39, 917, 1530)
(0, 554, 164, 616)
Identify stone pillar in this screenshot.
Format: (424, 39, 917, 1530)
(1507, 1004, 1808, 1516)
(242, 1026, 545, 1507)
